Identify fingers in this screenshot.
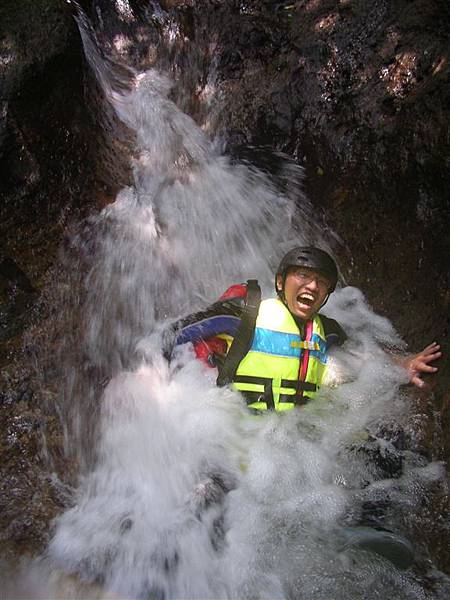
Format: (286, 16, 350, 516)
(414, 362, 438, 373)
(415, 342, 441, 367)
(425, 351, 442, 362)
(408, 341, 441, 386)
(411, 375, 425, 388)
(422, 342, 441, 356)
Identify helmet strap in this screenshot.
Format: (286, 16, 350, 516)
(276, 273, 287, 304)
(319, 292, 331, 310)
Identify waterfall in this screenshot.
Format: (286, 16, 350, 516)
(18, 4, 447, 599)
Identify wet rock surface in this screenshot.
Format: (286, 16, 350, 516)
(0, 0, 448, 577)
(0, 0, 100, 558)
(213, 0, 449, 351)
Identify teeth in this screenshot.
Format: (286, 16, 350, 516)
(299, 294, 314, 301)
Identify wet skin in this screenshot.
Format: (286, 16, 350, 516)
(276, 267, 331, 321)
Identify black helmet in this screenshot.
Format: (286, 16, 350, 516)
(275, 246, 338, 293)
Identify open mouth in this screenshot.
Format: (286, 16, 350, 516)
(296, 293, 315, 307)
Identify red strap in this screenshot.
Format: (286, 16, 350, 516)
(194, 337, 228, 368)
(299, 320, 313, 384)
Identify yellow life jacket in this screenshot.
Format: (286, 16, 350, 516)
(231, 298, 328, 411)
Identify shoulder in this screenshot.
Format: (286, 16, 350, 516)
(317, 314, 347, 347)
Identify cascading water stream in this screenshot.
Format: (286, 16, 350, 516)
(20, 5, 447, 599)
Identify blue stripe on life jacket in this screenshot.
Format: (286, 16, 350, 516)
(309, 333, 328, 364)
(249, 329, 328, 362)
(173, 315, 328, 363)
(250, 327, 302, 358)
(175, 315, 241, 346)
(308, 349, 328, 364)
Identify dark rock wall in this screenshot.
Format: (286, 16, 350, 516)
(213, 0, 449, 355)
(0, 0, 97, 558)
(0, 0, 95, 350)
(0, 0, 448, 568)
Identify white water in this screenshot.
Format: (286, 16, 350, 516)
(27, 7, 448, 600)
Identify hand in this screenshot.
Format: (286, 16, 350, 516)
(399, 342, 442, 388)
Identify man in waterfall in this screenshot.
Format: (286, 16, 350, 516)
(166, 246, 441, 569)
(168, 246, 440, 403)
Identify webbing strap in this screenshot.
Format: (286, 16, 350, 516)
(216, 280, 261, 387)
(242, 390, 311, 409)
(297, 319, 313, 398)
(234, 374, 316, 392)
(281, 378, 317, 392)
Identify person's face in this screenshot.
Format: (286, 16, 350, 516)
(276, 267, 331, 320)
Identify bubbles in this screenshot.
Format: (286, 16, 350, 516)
(49, 360, 245, 599)
(325, 285, 404, 348)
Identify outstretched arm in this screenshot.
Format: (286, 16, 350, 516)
(394, 342, 442, 388)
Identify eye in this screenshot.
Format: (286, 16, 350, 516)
(318, 277, 330, 288)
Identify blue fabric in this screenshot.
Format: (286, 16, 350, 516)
(250, 328, 328, 363)
(310, 333, 328, 364)
(173, 310, 328, 365)
(250, 328, 302, 358)
(175, 315, 240, 346)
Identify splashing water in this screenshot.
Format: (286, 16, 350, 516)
(32, 6, 449, 600)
